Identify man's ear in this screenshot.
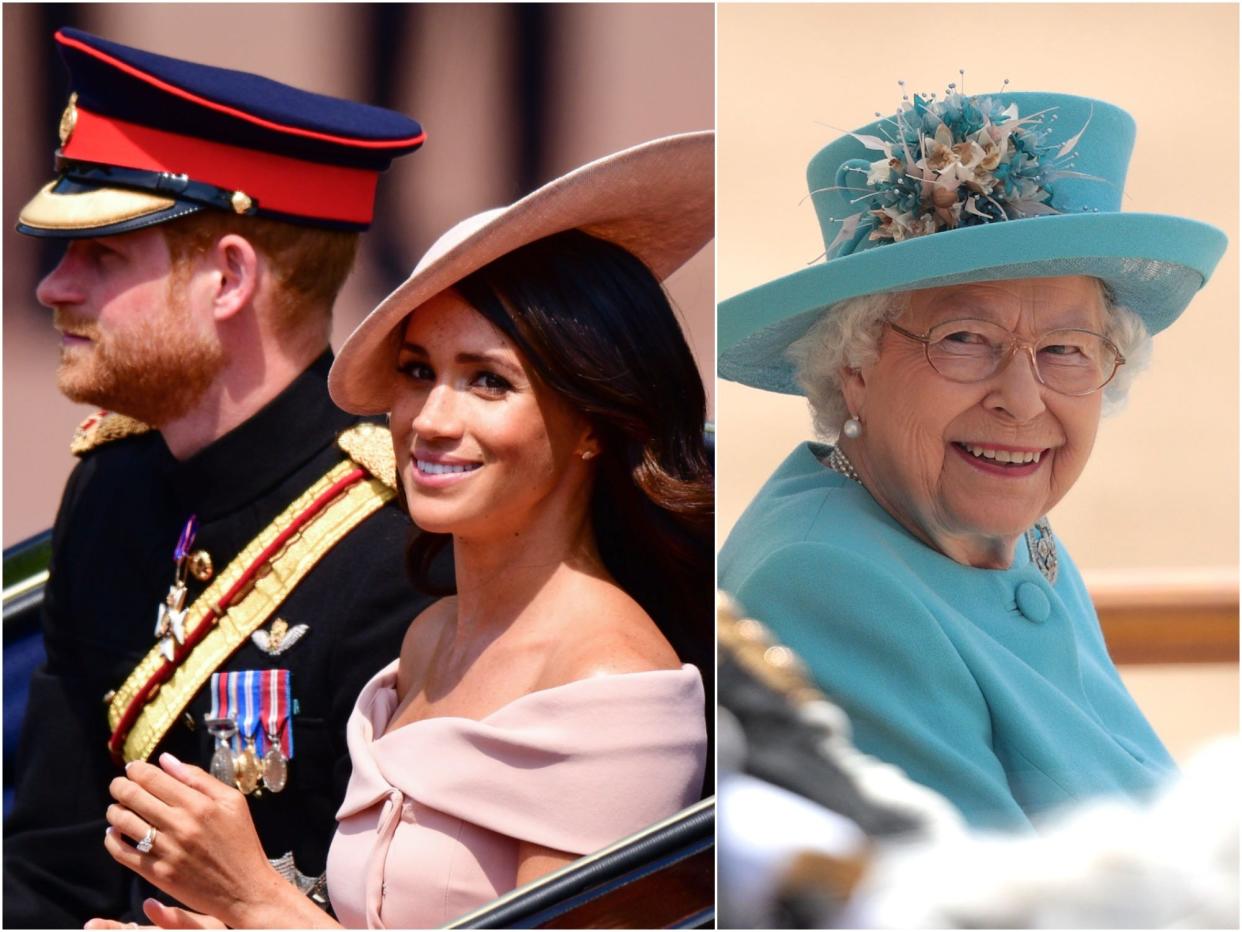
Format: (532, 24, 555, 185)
(208, 234, 260, 322)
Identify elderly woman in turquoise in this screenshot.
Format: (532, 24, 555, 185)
(717, 88, 1228, 831)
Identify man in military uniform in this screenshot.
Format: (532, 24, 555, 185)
(4, 29, 443, 927)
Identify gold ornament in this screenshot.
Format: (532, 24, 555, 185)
(58, 93, 78, 145)
(188, 550, 214, 582)
(234, 742, 261, 795)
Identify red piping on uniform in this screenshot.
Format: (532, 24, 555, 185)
(107, 468, 367, 764)
(65, 107, 378, 224)
(56, 30, 426, 150)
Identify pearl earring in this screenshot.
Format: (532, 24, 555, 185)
(580, 450, 597, 461)
(842, 415, 863, 440)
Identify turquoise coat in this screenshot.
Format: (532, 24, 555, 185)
(719, 443, 1176, 831)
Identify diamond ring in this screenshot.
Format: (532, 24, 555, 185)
(135, 825, 158, 854)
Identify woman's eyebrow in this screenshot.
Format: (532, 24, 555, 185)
(399, 342, 523, 375)
(923, 297, 1103, 327)
(923, 293, 996, 317)
(456, 350, 524, 376)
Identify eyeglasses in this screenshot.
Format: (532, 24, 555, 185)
(888, 318, 1126, 396)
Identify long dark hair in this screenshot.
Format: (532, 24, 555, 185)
(406, 228, 713, 680)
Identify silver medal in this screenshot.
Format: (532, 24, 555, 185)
(262, 730, 289, 793)
(205, 717, 238, 788)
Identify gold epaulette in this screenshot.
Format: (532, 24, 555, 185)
(106, 455, 396, 763)
(70, 411, 152, 456)
(337, 421, 397, 491)
(718, 591, 826, 708)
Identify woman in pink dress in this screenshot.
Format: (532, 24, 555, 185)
(93, 133, 713, 929)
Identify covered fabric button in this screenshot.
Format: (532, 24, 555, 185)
(1015, 581, 1051, 623)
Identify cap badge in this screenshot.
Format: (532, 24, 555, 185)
(58, 92, 78, 146)
(230, 190, 253, 215)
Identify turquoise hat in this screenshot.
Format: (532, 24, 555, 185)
(718, 91, 1228, 395)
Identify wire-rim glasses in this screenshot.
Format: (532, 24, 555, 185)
(888, 319, 1126, 396)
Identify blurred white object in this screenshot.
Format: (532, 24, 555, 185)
(849, 737, 1240, 929)
(719, 771, 868, 928)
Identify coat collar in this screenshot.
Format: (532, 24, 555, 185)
(171, 351, 355, 519)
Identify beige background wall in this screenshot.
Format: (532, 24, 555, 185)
(717, 3, 1238, 577)
(3, 2, 714, 547)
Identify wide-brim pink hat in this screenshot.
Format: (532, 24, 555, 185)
(329, 131, 714, 414)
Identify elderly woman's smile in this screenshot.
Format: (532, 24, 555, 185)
(840, 276, 1106, 568)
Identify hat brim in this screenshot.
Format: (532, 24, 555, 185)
(329, 131, 714, 414)
(718, 211, 1228, 395)
(16, 178, 204, 238)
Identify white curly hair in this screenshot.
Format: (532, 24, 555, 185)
(786, 280, 1152, 441)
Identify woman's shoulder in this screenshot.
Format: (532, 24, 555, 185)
(720, 443, 895, 583)
(534, 580, 682, 690)
(395, 597, 457, 699)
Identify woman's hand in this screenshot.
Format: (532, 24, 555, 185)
(103, 754, 290, 927)
(85, 899, 226, 929)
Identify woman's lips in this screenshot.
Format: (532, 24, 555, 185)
(950, 441, 1049, 477)
(410, 457, 482, 488)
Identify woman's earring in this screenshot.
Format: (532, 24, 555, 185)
(579, 450, 597, 461)
(842, 415, 863, 440)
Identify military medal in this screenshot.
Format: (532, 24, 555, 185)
(205, 717, 238, 787)
(207, 669, 294, 796)
(155, 516, 198, 662)
(235, 736, 262, 795)
(259, 668, 292, 792)
(262, 729, 288, 793)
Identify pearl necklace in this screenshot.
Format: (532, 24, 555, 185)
(823, 445, 1058, 584)
(825, 446, 861, 484)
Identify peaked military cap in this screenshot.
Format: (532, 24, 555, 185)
(18, 28, 425, 238)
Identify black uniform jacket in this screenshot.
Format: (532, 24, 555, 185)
(3, 353, 441, 927)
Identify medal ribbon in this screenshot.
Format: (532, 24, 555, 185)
(258, 668, 295, 759)
(208, 670, 295, 763)
(208, 671, 240, 754)
(174, 515, 198, 565)
(236, 670, 262, 755)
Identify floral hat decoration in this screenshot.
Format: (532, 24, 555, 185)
(718, 80, 1228, 396)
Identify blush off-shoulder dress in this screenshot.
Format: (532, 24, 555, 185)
(325, 660, 707, 928)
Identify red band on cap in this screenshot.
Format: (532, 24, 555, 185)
(64, 107, 378, 224)
(56, 30, 426, 151)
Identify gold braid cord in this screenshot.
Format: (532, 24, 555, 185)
(107, 458, 394, 763)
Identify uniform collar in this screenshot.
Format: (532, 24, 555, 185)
(172, 351, 354, 519)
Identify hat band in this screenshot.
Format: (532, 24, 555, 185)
(62, 106, 379, 225)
